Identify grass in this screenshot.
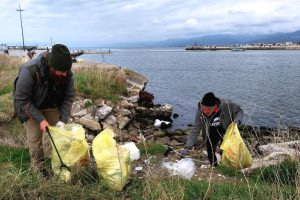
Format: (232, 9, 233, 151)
(137, 143, 166, 155)
(250, 159, 299, 186)
(0, 144, 299, 199)
(0, 55, 21, 96)
(73, 66, 127, 103)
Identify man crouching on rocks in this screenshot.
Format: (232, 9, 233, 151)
(13, 44, 74, 179)
(181, 92, 243, 166)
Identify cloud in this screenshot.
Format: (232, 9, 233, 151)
(1, 0, 300, 46)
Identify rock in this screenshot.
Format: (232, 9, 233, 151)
(94, 98, 105, 107)
(72, 109, 88, 118)
(155, 137, 170, 145)
(135, 104, 173, 120)
(120, 100, 134, 109)
(102, 124, 119, 133)
(118, 116, 131, 129)
(171, 136, 187, 144)
(173, 113, 179, 119)
(258, 140, 300, 156)
(105, 100, 115, 107)
(127, 88, 140, 96)
(79, 116, 101, 131)
(126, 96, 139, 103)
(241, 152, 299, 174)
(121, 108, 131, 116)
(161, 122, 172, 129)
(153, 130, 167, 137)
(170, 140, 184, 146)
(86, 134, 95, 141)
(129, 129, 139, 136)
(126, 77, 147, 91)
(104, 114, 117, 125)
(96, 104, 113, 120)
(138, 91, 154, 107)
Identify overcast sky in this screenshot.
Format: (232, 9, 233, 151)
(1, 0, 300, 47)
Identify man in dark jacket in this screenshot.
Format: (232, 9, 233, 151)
(182, 92, 243, 166)
(14, 44, 74, 178)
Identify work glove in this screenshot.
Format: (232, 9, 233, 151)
(39, 120, 49, 133)
(179, 148, 189, 156)
(55, 121, 65, 129)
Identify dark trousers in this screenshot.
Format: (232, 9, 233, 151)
(206, 130, 224, 166)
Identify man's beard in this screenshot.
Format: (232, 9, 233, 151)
(49, 72, 67, 89)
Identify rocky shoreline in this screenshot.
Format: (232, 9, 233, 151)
(69, 62, 300, 157)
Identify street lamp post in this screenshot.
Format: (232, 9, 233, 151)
(16, 4, 25, 51)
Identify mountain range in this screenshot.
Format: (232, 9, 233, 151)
(110, 29, 300, 48)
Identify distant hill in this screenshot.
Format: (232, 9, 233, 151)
(154, 30, 300, 47)
(108, 29, 300, 48)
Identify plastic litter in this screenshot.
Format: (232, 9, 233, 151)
(122, 142, 140, 161)
(92, 128, 131, 191)
(161, 158, 195, 180)
(220, 123, 252, 169)
(154, 119, 171, 127)
(48, 124, 89, 182)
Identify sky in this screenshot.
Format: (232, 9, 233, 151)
(1, 0, 300, 47)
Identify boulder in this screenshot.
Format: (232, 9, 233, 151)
(72, 109, 88, 118)
(96, 104, 113, 120)
(118, 116, 131, 129)
(79, 116, 101, 131)
(120, 100, 134, 109)
(104, 114, 117, 125)
(135, 104, 173, 120)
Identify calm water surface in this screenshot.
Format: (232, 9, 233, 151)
(80, 48, 300, 129)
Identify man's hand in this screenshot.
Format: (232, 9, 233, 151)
(179, 148, 189, 156)
(39, 120, 49, 133)
(55, 121, 65, 129)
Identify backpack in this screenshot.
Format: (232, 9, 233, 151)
(13, 65, 40, 122)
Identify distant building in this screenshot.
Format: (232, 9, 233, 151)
(285, 42, 293, 46)
(0, 44, 7, 50)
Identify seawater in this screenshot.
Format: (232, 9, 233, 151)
(79, 48, 300, 129)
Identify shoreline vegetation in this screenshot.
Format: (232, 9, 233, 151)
(0, 54, 299, 199)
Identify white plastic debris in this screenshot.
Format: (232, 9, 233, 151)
(154, 119, 171, 127)
(135, 166, 143, 171)
(122, 142, 140, 161)
(161, 158, 195, 180)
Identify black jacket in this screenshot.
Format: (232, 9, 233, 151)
(14, 52, 74, 123)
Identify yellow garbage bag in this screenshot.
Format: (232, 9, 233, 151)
(92, 128, 131, 191)
(48, 124, 89, 181)
(220, 123, 252, 169)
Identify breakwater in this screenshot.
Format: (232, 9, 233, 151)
(185, 45, 300, 51)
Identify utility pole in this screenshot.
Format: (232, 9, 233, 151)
(50, 37, 53, 46)
(16, 4, 25, 51)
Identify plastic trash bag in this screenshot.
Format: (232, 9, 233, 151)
(162, 158, 195, 180)
(48, 124, 89, 182)
(92, 128, 131, 191)
(122, 142, 140, 161)
(220, 123, 252, 169)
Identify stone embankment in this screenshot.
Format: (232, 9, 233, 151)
(71, 63, 300, 159)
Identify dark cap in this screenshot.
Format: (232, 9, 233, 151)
(201, 92, 217, 107)
(48, 44, 72, 71)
